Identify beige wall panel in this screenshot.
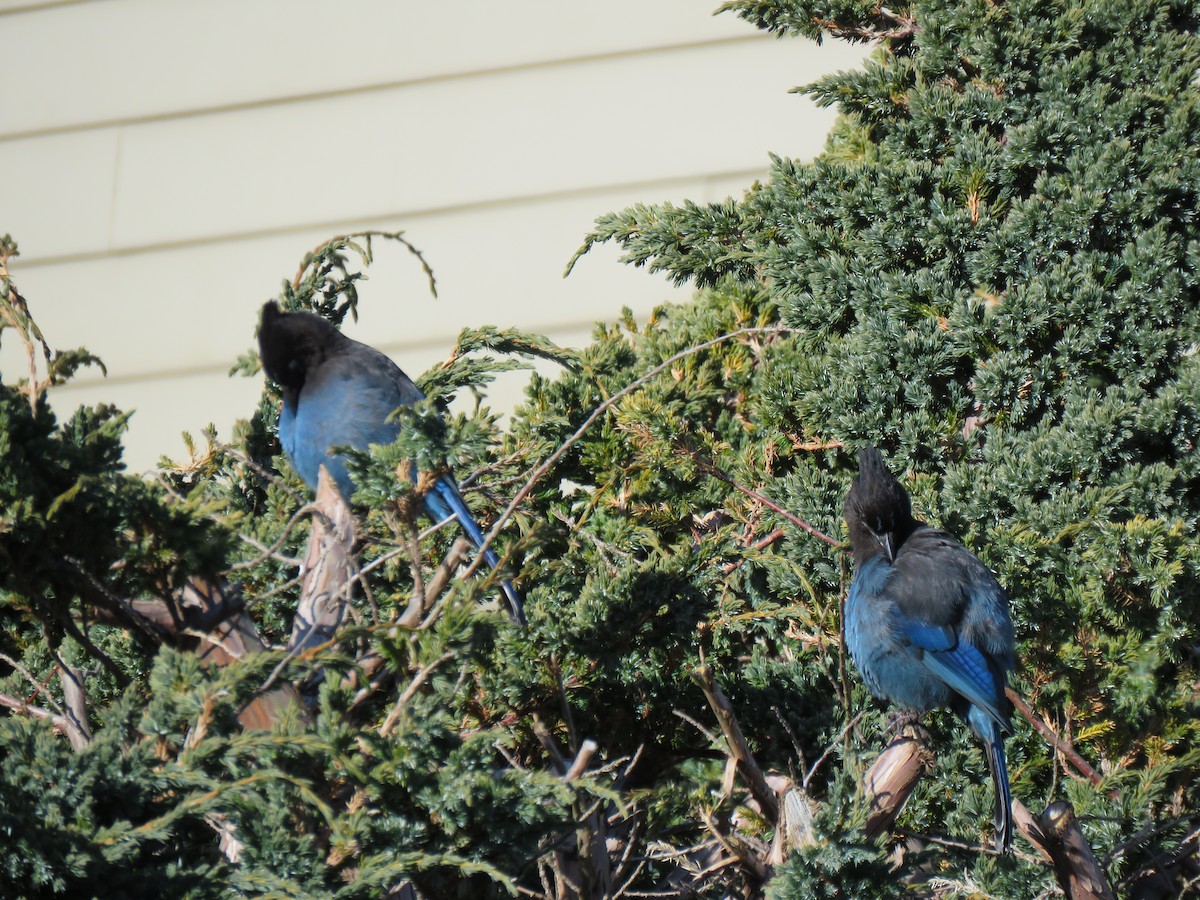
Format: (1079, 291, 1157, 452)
(8, 177, 753, 468)
(46, 364, 272, 473)
(103, 39, 858, 253)
(3, 179, 742, 390)
(0, 128, 120, 259)
(5, 1, 762, 137)
(0, 1, 79, 13)
(3, 2, 869, 473)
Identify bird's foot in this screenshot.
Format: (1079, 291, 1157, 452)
(886, 709, 931, 743)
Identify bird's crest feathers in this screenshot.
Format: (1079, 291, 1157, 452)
(845, 446, 915, 560)
(258, 301, 345, 391)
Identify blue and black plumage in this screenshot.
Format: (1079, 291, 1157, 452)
(844, 446, 1015, 851)
(258, 301, 525, 624)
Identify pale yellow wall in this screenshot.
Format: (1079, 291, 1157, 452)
(2, 0, 867, 471)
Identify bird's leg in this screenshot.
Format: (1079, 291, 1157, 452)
(886, 708, 931, 743)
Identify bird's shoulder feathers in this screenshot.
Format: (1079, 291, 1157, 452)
(304, 339, 423, 405)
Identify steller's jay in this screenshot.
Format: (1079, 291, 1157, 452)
(844, 446, 1015, 851)
(258, 301, 525, 624)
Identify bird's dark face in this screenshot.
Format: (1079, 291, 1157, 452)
(844, 447, 914, 563)
(258, 301, 338, 391)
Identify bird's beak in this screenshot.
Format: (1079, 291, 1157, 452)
(878, 531, 896, 563)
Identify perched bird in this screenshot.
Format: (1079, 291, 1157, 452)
(843, 446, 1015, 851)
(258, 301, 525, 624)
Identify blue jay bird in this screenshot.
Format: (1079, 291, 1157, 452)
(258, 301, 525, 624)
(844, 447, 1015, 851)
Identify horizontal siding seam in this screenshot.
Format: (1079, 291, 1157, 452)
(13, 166, 768, 268)
(0, 34, 769, 143)
(0, 0, 94, 18)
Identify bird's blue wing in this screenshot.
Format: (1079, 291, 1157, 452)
(902, 619, 1009, 729)
(286, 351, 408, 497)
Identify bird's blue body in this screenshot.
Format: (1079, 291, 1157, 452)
(844, 447, 1015, 851)
(259, 302, 524, 624)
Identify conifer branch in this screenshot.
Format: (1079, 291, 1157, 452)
(695, 459, 840, 549)
(290, 229, 437, 300)
(474, 327, 796, 567)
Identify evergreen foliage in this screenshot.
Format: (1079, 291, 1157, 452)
(2, 0, 1200, 896)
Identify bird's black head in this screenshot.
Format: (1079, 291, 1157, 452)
(844, 446, 916, 563)
(258, 301, 342, 391)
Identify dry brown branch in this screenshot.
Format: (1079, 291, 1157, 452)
(205, 812, 244, 864)
(563, 739, 599, 782)
(181, 579, 306, 730)
(1007, 688, 1106, 789)
(398, 536, 468, 628)
(693, 663, 779, 825)
(768, 781, 816, 865)
(698, 806, 769, 883)
(288, 467, 356, 658)
(863, 733, 934, 839)
(1012, 799, 1055, 863)
(804, 710, 867, 790)
(577, 804, 613, 899)
(861, 730, 1114, 899)
(1018, 801, 1116, 900)
(57, 664, 92, 751)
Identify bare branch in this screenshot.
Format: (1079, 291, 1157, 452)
(379, 651, 455, 738)
(288, 467, 356, 658)
(1007, 688, 1106, 790)
(863, 732, 933, 839)
(693, 663, 779, 825)
(1022, 800, 1116, 900)
(0, 691, 88, 747)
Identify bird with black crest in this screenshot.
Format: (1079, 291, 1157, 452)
(257, 300, 525, 625)
(843, 446, 1016, 851)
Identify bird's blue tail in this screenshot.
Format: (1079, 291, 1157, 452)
(970, 706, 1013, 852)
(424, 475, 526, 625)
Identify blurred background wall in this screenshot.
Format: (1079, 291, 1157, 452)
(1, 0, 866, 471)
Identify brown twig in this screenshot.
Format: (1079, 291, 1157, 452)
(398, 536, 467, 628)
(721, 528, 787, 576)
(697, 806, 769, 883)
(1007, 688, 1106, 789)
(703, 465, 840, 549)
(804, 710, 866, 790)
(378, 651, 455, 738)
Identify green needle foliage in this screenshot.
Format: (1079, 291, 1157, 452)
(2, 0, 1200, 896)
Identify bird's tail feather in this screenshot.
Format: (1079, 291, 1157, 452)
(982, 717, 1013, 853)
(426, 477, 525, 624)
